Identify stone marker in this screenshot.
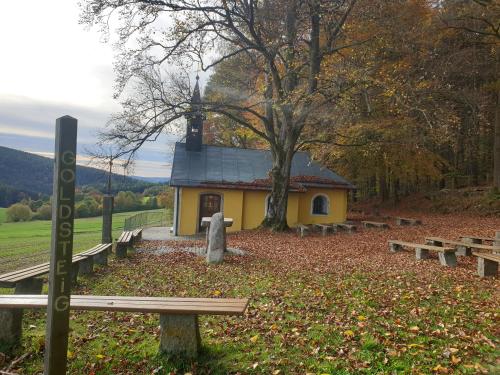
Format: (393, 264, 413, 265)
(495, 231, 500, 248)
(206, 213, 225, 264)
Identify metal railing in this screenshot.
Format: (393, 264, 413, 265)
(123, 209, 169, 231)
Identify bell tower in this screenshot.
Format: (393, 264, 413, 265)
(185, 75, 204, 152)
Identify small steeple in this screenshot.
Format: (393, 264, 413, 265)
(185, 75, 204, 152)
(191, 75, 201, 104)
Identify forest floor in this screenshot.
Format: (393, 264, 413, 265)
(2, 212, 499, 374)
(352, 187, 500, 217)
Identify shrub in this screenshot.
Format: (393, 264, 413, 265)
(6, 203, 32, 222)
(34, 203, 52, 220)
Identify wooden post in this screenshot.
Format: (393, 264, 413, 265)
(44, 116, 77, 375)
(102, 195, 113, 244)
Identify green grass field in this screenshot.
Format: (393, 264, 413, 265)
(0, 208, 170, 272)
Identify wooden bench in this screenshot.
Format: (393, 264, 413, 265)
(388, 240, 456, 267)
(131, 228, 143, 241)
(361, 221, 389, 229)
(460, 235, 495, 245)
(312, 224, 336, 236)
(0, 294, 249, 358)
(116, 231, 135, 258)
(395, 217, 422, 226)
(77, 243, 113, 268)
(473, 252, 500, 278)
(296, 224, 310, 238)
(428, 237, 500, 256)
(425, 237, 475, 256)
(0, 244, 112, 293)
(331, 223, 357, 233)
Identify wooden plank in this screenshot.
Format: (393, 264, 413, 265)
(388, 240, 454, 252)
(0, 255, 87, 284)
(0, 295, 249, 315)
(473, 252, 500, 262)
(460, 235, 494, 243)
(4, 294, 248, 304)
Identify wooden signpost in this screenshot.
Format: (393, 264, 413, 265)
(44, 116, 78, 375)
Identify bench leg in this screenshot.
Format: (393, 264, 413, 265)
(415, 248, 430, 260)
(0, 309, 23, 350)
(116, 243, 128, 258)
(94, 252, 108, 266)
(14, 277, 43, 295)
(478, 258, 498, 277)
(389, 243, 403, 253)
(79, 257, 94, 275)
(159, 314, 200, 359)
(438, 252, 457, 268)
(456, 245, 472, 257)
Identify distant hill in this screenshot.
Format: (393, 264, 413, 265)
(134, 176, 170, 183)
(0, 146, 155, 206)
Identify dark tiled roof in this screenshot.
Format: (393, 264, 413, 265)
(169, 143, 355, 190)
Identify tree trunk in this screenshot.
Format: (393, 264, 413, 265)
(262, 145, 294, 231)
(494, 49, 500, 190)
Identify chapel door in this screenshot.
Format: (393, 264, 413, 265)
(199, 194, 221, 232)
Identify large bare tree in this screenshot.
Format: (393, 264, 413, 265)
(80, 0, 357, 230)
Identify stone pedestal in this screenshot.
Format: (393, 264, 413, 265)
(478, 257, 498, 277)
(78, 257, 94, 275)
(456, 245, 472, 256)
(0, 309, 22, 350)
(389, 243, 403, 252)
(159, 314, 200, 358)
(94, 252, 108, 266)
(438, 252, 457, 267)
(116, 244, 127, 258)
(415, 248, 430, 260)
(14, 278, 43, 295)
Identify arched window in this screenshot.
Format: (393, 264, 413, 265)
(311, 194, 329, 215)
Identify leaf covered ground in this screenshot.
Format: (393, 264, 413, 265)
(2, 212, 499, 374)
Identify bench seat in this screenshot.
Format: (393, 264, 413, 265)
(0, 294, 249, 358)
(473, 252, 500, 278)
(388, 240, 456, 267)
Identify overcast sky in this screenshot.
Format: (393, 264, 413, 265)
(0, 0, 183, 178)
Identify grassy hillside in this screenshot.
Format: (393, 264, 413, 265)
(0, 208, 6, 224)
(0, 146, 156, 206)
(0, 208, 171, 273)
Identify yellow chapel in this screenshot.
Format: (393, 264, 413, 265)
(169, 80, 354, 236)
